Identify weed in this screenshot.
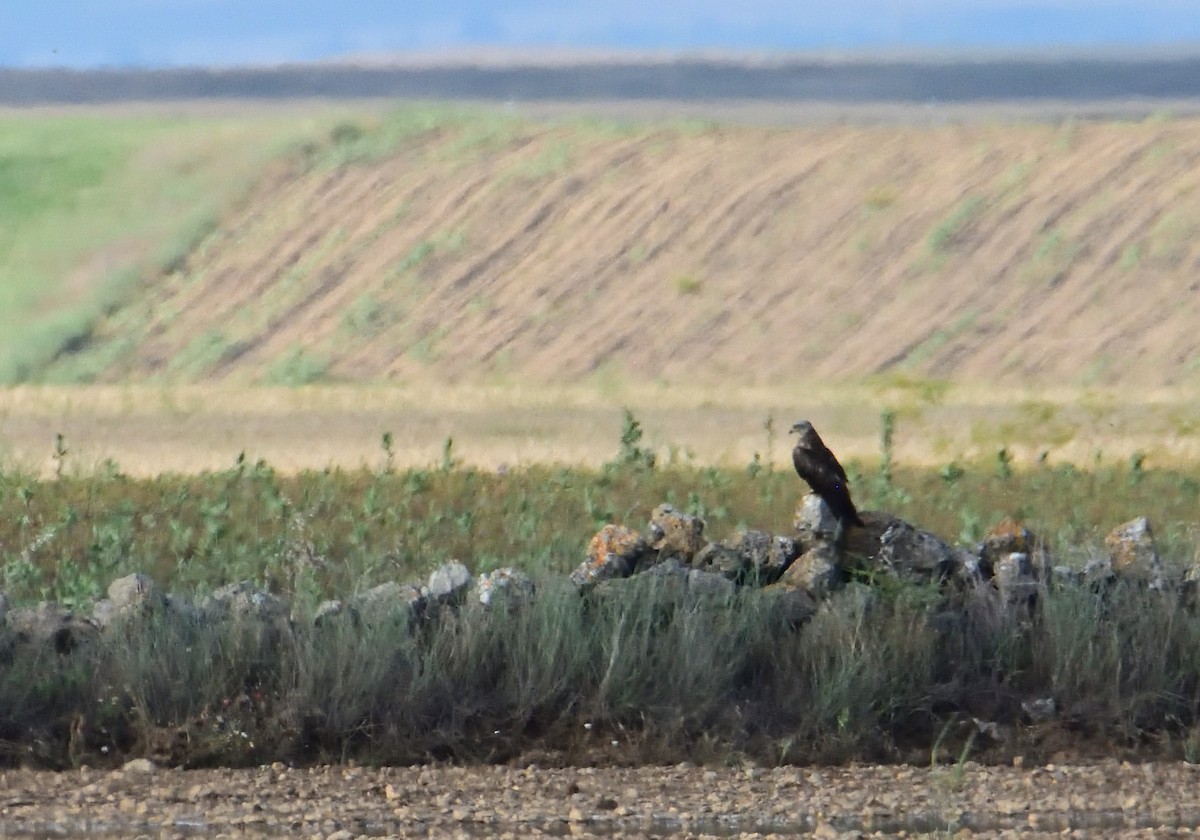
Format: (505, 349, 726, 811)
(408, 327, 449, 363)
(902, 312, 979, 369)
(863, 184, 899, 211)
(1129, 451, 1146, 484)
(614, 409, 656, 470)
(440, 437, 459, 472)
(340, 294, 392, 338)
(939, 462, 965, 484)
(263, 347, 330, 387)
(329, 121, 366, 146)
(875, 408, 896, 501)
(1119, 243, 1143, 271)
(52, 433, 69, 480)
(1148, 211, 1196, 268)
(674, 274, 703, 295)
(509, 139, 573, 180)
(380, 432, 396, 475)
(396, 240, 435, 275)
(927, 195, 985, 257)
(995, 447, 1014, 479)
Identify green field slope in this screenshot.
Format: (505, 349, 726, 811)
(0, 106, 374, 384)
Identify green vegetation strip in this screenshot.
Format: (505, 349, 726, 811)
(2, 422, 1199, 768)
(1, 455, 1197, 606)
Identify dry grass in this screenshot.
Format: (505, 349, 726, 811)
(2, 382, 1199, 477)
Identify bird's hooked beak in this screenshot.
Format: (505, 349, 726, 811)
(789, 421, 810, 435)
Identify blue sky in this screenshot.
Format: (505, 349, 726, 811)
(6, 1, 1200, 68)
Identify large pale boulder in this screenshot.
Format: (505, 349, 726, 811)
(993, 552, 1038, 606)
(1105, 517, 1164, 588)
(571, 524, 650, 590)
(732, 530, 800, 585)
(873, 518, 955, 583)
(477, 567, 535, 608)
(793, 493, 843, 542)
(427, 561, 472, 605)
(777, 542, 843, 599)
(691, 541, 747, 579)
(646, 504, 706, 562)
(979, 518, 1037, 578)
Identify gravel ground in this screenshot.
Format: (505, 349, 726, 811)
(4, 760, 1200, 838)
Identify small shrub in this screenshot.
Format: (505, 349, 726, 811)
(864, 184, 899, 211)
(613, 409, 656, 470)
(264, 347, 331, 386)
(927, 195, 985, 256)
(674, 274, 703, 295)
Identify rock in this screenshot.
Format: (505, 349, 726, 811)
(951, 549, 988, 589)
(685, 568, 737, 599)
(91, 599, 119, 628)
(691, 541, 747, 579)
(1021, 697, 1057, 723)
(979, 518, 1036, 577)
(600, 557, 685, 600)
(107, 572, 166, 613)
(163, 592, 204, 623)
(972, 717, 1010, 742)
(355, 581, 428, 620)
(874, 518, 959, 583)
(1105, 517, 1164, 588)
(777, 542, 843, 599)
(203, 581, 290, 623)
(793, 493, 843, 541)
(645, 558, 736, 599)
(427, 561, 472, 604)
(1051, 565, 1083, 586)
(993, 552, 1039, 606)
(761, 583, 818, 625)
(312, 599, 345, 626)
(1183, 563, 1200, 604)
(646, 504, 706, 562)
(732, 530, 800, 585)
(121, 758, 158, 774)
(7, 602, 99, 654)
(200, 582, 293, 652)
(596, 557, 735, 602)
(477, 567, 536, 608)
(571, 524, 650, 590)
(1080, 553, 1115, 587)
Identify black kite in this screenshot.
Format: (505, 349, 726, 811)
(790, 420, 863, 528)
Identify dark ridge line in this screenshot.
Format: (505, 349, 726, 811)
(4, 58, 1200, 106)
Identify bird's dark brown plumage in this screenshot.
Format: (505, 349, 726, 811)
(790, 420, 863, 528)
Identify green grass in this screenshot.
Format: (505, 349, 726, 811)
(926, 195, 986, 260)
(263, 346, 332, 386)
(0, 109, 372, 386)
(1, 452, 1198, 606)
(1, 434, 1200, 767)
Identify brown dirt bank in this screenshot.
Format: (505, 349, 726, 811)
(6, 761, 1200, 838)
(54, 110, 1200, 388)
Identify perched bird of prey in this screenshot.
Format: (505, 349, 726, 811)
(790, 420, 863, 528)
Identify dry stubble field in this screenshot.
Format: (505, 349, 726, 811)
(1, 382, 1198, 477)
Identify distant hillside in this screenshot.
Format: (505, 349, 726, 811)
(7, 56, 1200, 106)
(42, 107, 1200, 387)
